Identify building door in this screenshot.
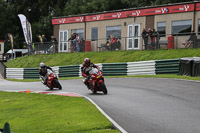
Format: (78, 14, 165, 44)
(146, 15, 155, 30)
(127, 24, 140, 50)
(59, 30, 68, 52)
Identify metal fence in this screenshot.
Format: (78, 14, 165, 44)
(29, 42, 58, 55)
(28, 32, 200, 55)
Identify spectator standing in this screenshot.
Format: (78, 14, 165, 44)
(42, 34, 47, 53)
(156, 29, 160, 49)
(142, 28, 148, 50)
(51, 36, 58, 53)
(75, 34, 80, 52)
(152, 29, 159, 49)
(147, 28, 153, 49)
(68, 33, 76, 52)
(185, 31, 197, 48)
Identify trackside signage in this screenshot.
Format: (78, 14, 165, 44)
(52, 3, 197, 24)
(52, 16, 85, 25)
(196, 3, 200, 11)
(126, 3, 194, 17)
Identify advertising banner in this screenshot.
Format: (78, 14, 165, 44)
(52, 16, 84, 25)
(52, 3, 197, 24)
(18, 14, 32, 45)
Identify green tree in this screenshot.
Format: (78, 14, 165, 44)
(0, 0, 196, 52)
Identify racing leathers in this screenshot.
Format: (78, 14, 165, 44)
(39, 65, 53, 85)
(81, 63, 100, 89)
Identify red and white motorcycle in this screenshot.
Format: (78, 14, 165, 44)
(88, 68, 108, 94)
(41, 69, 62, 90)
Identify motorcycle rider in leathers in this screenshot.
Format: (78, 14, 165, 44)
(39, 62, 53, 85)
(81, 58, 100, 89)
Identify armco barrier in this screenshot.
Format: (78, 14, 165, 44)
(52, 66, 59, 77)
(59, 65, 80, 77)
(155, 59, 179, 74)
(6, 68, 24, 79)
(102, 63, 127, 76)
(127, 61, 155, 75)
(24, 68, 40, 79)
(6, 59, 181, 79)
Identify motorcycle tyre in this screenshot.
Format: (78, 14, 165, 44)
(100, 82, 107, 94)
(53, 79, 62, 90)
(92, 89, 97, 94)
(47, 85, 53, 90)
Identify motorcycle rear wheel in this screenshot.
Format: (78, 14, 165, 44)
(92, 89, 97, 94)
(100, 82, 107, 94)
(53, 79, 62, 90)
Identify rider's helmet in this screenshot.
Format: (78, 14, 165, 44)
(40, 62, 45, 68)
(84, 58, 91, 67)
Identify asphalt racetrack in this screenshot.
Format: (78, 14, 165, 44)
(1, 77, 200, 133)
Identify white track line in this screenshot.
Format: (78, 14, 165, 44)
(76, 93, 128, 133)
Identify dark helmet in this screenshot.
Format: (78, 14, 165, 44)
(84, 58, 91, 67)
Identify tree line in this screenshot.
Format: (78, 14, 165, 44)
(0, 0, 193, 52)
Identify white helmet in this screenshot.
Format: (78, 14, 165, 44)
(40, 62, 45, 68)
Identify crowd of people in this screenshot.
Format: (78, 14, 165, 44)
(142, 28, 160, 50)
(68, 33, 81, 53)
(28, 32, 84, 54)
(104, 34, 121, 51)
(26, 28, 199, 55)
(68, 33, 86, 53)
(28, 34, 58, 54)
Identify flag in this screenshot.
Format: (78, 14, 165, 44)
(7, 33, 14, 49)
(18, 14, 32, 45)
(38, 35, 43, 42)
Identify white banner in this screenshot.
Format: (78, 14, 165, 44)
(18, 14, 32, 45)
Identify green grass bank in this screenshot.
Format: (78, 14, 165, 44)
(0, 91, 118, 133)
(5, 49, 200, 68)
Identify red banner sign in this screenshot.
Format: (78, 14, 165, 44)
(196, 3, 200, 11)
(126, 3, 194, 17)
(52, 3, 197, 24)
(52, 16, 85, 25)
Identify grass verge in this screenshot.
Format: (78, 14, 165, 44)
(4, 49, 200, 68)
(0, 91, 119, 133)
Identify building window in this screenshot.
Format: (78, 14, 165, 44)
(106, 26, 121, 39)
(172, 20, 192, 35)
(59, 30, 68, 52)
(71, 29, 84, 40)
(157, 22, 166, 37)
(91, 27, 98, 41)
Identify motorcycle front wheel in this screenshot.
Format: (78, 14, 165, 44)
(100, 82, 107, 94)
(53, 79, 62, 90)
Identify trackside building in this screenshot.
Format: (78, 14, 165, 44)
(52, 1, 200, 52)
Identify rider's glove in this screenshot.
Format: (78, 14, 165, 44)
(86, 76, 90, 79)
